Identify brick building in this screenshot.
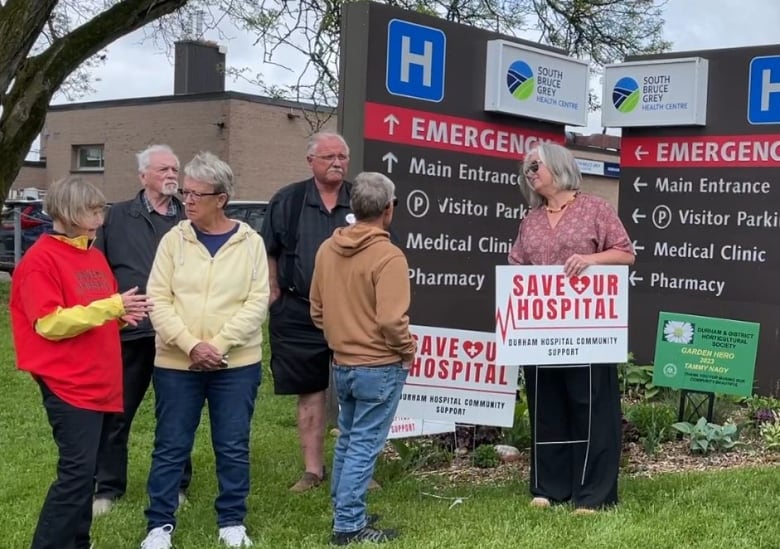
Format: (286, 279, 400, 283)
(12, 40, 620, 205)
(23, 92, 334, 202)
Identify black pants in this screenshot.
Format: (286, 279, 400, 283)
(94, 337, 192, 500)
(31, 381, 109, 549)
(524, 364, 622, 509)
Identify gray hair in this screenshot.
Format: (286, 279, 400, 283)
(306, 131, 350, 156)
(183, 151, 235, 200)
(44, 176, 106, 227)
(521, 142, 582, 208)
(137, 144, 178, 173)
(350, 172, 395, 221)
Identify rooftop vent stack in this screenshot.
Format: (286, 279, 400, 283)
(174, 36, 226, 95)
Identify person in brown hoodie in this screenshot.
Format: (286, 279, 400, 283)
(310, 171, 416, 546)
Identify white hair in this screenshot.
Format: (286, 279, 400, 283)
(137, 144, 178, 173)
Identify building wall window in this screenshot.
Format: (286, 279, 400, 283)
(73, 144, 105, 171)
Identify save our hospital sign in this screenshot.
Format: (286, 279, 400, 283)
(396, 326, 520, 427)
(495, 266, 629, 365)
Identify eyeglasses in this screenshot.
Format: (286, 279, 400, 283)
(179, 189, 223, 200)
(310, 153, 349, 162)
(386, 197, 399, 209)
(524, 160, 543, 175)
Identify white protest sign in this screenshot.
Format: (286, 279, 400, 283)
(396, 325, 519, 427)
(495, 265, 629, 365)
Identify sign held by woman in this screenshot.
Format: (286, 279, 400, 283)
(495, 263, 629, 365)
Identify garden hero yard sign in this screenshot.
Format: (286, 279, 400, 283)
(653, 312, 759, 397)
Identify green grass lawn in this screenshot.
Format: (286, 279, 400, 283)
(2, 281, 780, 548)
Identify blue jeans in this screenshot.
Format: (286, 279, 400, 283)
(331, 364, 408, 533)
(145, 364, 261, 531)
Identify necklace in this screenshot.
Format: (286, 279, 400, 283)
(544, 192, 578, 213)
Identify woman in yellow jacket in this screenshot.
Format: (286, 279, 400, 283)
(140, 152, 269, 549)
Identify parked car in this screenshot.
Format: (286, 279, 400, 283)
(224, 201, 268, 233)
(0, 200, 53, 273)
(0, 200, 268, 274)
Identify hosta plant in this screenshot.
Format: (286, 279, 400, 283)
(672, 417, 741, 455)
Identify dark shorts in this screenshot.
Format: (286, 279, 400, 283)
(269, 292, 331, 395)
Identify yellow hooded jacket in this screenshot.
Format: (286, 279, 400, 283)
(147, 220, 270, 370)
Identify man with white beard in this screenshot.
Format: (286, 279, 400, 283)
(93, 144, 190, 515)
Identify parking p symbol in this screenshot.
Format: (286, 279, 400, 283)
(652, 205, 672, 230)
(407, 190, 430, 218)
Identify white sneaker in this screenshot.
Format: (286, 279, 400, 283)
(92, 498, 113, 517)
(218, 525, 253, 547)
(140, 524, 174, 549)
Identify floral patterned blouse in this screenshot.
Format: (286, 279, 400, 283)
(508, 193, 633, 266)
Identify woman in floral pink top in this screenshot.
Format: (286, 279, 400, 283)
(508, 142, 634, 513)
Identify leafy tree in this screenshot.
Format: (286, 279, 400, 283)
(227, 0, 671, 128)
(0, 0, 196, 196)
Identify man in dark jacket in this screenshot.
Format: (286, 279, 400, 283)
(92, 144, 189, 515)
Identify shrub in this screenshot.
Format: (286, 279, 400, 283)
(618, 353, 660, 400)
(672, 417, 741, 455)
(754, 408, 776, 425)
(759, 411, 780, 450)
(626, 402, 677, 456)
(745, 395, 780, 426)
(435, 425, 503, 452)
(472, 444, 500, 468)
(626, 402, 677, 442)
(501, 394, 532, 450)
(641, 428, 662, 457)
(388, 438, 453, 473)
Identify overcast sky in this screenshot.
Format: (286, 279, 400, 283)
(53, 0, 780, 137)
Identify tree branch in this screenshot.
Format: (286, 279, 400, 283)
(0, 0, 189, 194)
(0, 0, 59, 97)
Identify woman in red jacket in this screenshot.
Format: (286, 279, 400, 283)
(10, 176, 152, 549)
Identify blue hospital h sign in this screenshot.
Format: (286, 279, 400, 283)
(748, 56, 780, 124)
(386, 19, 446, 102)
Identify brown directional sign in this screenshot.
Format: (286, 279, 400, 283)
(617, 45, 780, 393)
(339, 2, 566, 332)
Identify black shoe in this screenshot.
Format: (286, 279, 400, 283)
(330, 526, 399, 546)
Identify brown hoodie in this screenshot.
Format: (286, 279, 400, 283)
(310, 223, 416, 366)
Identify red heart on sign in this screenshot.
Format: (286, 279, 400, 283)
(463, 341, 484, 359)
(569, 275, 590, 294)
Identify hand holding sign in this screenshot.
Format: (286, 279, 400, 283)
(564, 253, 596, 277)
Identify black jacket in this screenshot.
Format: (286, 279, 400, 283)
(95, 191, 186, 341)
